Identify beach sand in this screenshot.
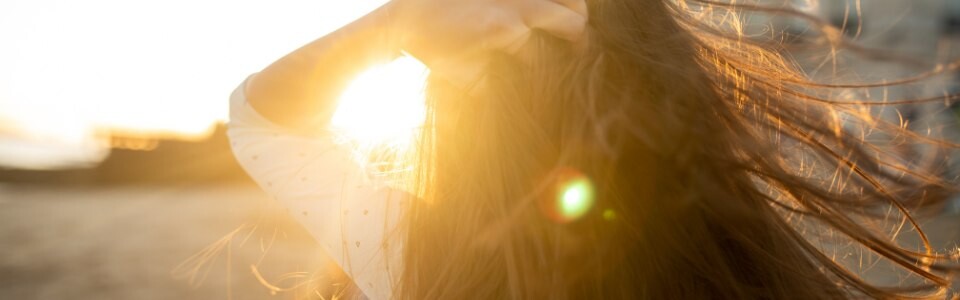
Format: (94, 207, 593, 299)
(0, 183, 957, 299)
(0, 183, 339, 300)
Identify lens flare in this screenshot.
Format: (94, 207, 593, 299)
(540, 168, 595, 223)
(602, 209, 617, 222)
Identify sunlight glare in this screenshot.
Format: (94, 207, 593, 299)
(331, 56, 429, 149)
(0, 0, 393, 169)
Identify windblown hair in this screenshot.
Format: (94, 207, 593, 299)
(396, 0, 960, 299)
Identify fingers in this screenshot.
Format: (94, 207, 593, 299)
(522, 0, 587, 43)
(551, 0, 588, 18)
(425, 51, 487, 87)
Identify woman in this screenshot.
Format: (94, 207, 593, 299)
(227, 0, 959, 298)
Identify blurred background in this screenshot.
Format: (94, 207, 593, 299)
(0, 0, 959, 299)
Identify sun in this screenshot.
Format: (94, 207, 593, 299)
(331, 55, 430, 153)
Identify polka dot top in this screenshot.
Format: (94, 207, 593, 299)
(226, 74, 406, 300)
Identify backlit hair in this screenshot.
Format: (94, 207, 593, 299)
(396, 0, 960, 298)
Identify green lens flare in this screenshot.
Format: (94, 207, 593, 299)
(602, 209, 617, 221)
(559, 178, 595, 221)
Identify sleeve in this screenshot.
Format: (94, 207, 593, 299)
(225, 74, 405, 299)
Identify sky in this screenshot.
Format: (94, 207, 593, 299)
(0, 0, 428, 170)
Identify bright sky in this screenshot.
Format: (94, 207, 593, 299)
(0, 0, 428, 169)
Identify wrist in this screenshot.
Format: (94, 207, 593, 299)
(370, 1, 406, 60)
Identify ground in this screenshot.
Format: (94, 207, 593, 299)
(0, 184, 340, 300)
(0, 183, 957, 299)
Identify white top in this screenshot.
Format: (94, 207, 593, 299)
(226, 75, 405, 300)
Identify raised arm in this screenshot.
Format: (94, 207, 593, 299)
(244, 4, 400, 131)
(245, 0, 587, 131)
(232, 1, 588, 298)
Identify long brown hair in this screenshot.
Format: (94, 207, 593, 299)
(394, 0, 960, 298)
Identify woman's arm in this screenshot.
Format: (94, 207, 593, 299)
(245, 4, 399, 130)
(231, 1, 587, 297)
(245, 0, 587, 131)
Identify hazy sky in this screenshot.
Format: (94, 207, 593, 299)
(0, 0, 427, 169)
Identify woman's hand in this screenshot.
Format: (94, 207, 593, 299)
(387, 0, 588, 88)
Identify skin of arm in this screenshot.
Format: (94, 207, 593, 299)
(244, 4, 400, 131)
(245, 0, 587, 131)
